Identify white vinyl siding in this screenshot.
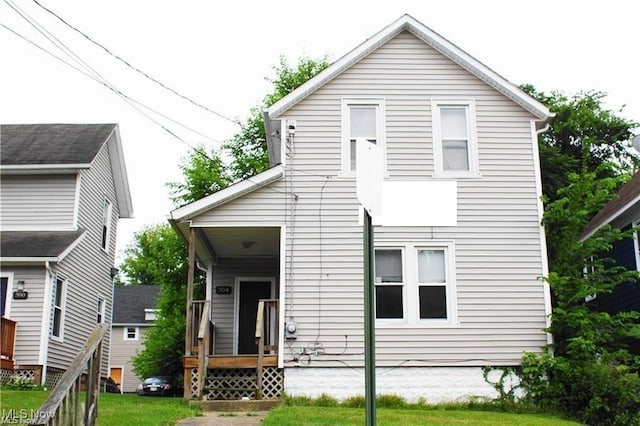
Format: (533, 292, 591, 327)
(192, 30, 549, 367)
(0, 175, 77, 230)
(276, 31, 548, 365)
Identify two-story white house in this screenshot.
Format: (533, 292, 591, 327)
(170, 14, 553, 402)
(0, 123, 133, 387)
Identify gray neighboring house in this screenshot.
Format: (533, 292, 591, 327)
(171, 14, 554, 402)
(109, 285, 160, 393)
(0, 123, 133, 387)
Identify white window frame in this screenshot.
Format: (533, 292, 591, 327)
(97, 296, 106, 324)
(101, 198, 113, 252)
(0, 272, 14, 318)
(124, 326, 139, 341)
(634, 219, 640, 272)
(415, 243, 457, 325)
(431, 99, 480, 178)
(51, 277, 67, 341)
(375, 241, 458, 327)
(341, 98, 386, 176)
(374, 247, 407, 322)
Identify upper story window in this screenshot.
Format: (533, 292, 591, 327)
(432, 99, 479, 177)
(375, 242, 458, 326)
(124, 326, 139, 341)
(101, 198, 113, 252)
(97, 296, 106, 324)
(341, 98, 386, 175)
(51, 277, 67, 340)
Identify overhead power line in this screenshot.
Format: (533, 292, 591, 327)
(31, 0, 243, 128)
(3, 0, 224, 150)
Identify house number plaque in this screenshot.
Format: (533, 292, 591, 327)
(215, 286, 232, 295)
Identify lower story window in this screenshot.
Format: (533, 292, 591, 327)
(374, 242, 456, 325)
(374, 249, 404, 319)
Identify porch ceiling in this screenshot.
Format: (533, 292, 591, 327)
(200, 226, 280, 260)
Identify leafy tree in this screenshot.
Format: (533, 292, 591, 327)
(224, 55, 330, 181)
(521, 85, 639, 203)
(120, 224, 204, 379)
(519, 164, 640, 425)
(122, 55, 330, 381)
(166, 145, 230, 206)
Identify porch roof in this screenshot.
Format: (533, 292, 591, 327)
(0, 229, 85, 262)
(169, 165, 283, 222)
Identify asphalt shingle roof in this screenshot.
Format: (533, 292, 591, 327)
(112, 285, 161, 324)
(582, 170, 640, 238)
(0, 123, 117, 165)
(0, 230, 86, 258)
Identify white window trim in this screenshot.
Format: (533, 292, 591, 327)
(633, 218, 640, 272)
(51, 277, 67, 342)
(431, 98, 480, 178)
(124, 326, 139, 341)
(101, 198, 113, 253)
(97, 296, 106, 324)
(1, 272, 14, 318)
(376, 241, 458, 328)
(340, 98, 386, 176)
(374, 246, 407, 323)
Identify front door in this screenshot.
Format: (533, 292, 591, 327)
(109, 367, 123, 390)
(237, 280, 272, 354)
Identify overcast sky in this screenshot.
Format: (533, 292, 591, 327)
(1, 0, 638, 262)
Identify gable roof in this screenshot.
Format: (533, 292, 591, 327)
(0, 230, 86, 262)
(169, 164, 284, 221)
(1, 123, 116, 166)
(581, 170, 640, 240)
(268, 14, 552, 127)
(0, 123, 134, 218)
(112, 285, 161, 324)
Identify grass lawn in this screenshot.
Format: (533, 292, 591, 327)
(1, 389, 582, 425)
(262, 406, 582, 426)
(0, 389, 200, 426)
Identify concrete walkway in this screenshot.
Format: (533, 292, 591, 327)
(176, 411, 268, 425)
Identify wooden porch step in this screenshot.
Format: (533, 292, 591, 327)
(184, 355, 278, 369)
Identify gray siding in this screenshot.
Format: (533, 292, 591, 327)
(109, 326, 150, 392)
(4, 266, 47, 365)
(193, 31, 548, 367)
(47, 140, 118, 377)
(0, 175, 77, 229)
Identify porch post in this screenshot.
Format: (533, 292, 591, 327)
(185, 227, 196, 356)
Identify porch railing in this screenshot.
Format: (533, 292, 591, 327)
(255, 299, 279, 399)
(189, 300, 207, 356)
(196, 300, 212, 398)
(30, 323, 108, 426)
(1, 317, 17, 369)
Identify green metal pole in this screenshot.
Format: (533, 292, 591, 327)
(363, 210, 376, 425)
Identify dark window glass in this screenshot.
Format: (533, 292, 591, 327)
(376, 285, 403, 319)
(419, 286, 447, 319)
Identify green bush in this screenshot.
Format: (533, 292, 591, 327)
(519, 352, 640, 425)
